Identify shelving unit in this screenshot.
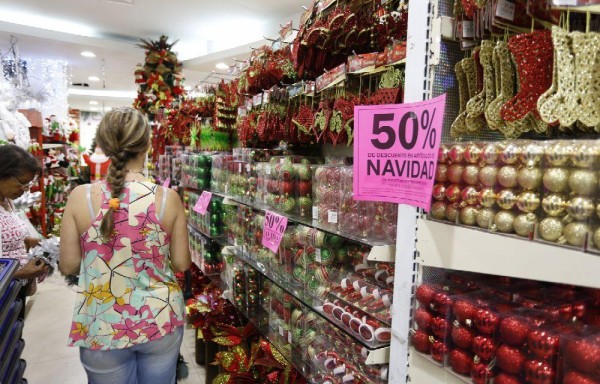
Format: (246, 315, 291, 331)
(417, 219, 600, 289)
(0, 259, 26, 384)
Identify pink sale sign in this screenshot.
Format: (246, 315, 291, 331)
(193, 191, 213, 215)
(353, 94, 446, 211)
(262, 211, 288, 253)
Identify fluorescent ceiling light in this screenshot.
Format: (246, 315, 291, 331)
(104, 107, 113, 111)
(90, 107, 98, 111)
(184, 85, 192, 91)
(68, 88, 136, 98)
(88, 76, 100, 82)
(89, 100, 98, 105)
(0, 9, 96, 37)
(215, 62, 229, 70)
(81, 51, 96, 58)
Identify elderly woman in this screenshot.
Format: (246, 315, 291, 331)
(0, 144, 49, 317)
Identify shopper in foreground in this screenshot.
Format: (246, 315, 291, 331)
(0, 145, 48, 316)
(59, 107, 190, 384)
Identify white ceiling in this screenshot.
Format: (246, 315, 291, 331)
(0, 0, 306, 112)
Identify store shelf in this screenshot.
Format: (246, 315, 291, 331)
(408, 350, 464, 384)
(416, 218, 600, 289)
(226, 242, 391, 362)
(210, 190, 397, 251)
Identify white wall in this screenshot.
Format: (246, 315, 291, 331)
(79, 111, 102, 152)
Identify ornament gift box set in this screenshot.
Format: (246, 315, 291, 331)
(430, 140, 600, 252)
(411, 270, 600, 384)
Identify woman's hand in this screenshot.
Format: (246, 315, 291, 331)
(24, 237, 41, 251)
(14, 258, 49, 279)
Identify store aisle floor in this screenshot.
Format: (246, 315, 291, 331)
(21, 277, 206, 384)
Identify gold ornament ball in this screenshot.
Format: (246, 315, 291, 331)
(517, 167, 542, 190)
(543, 168, 569, 193)
(479, 165, 498, 187)
(461, 186, 480, 205)
(520, 143, 544, 166)
(542, 194, 567, 217)
(476, 208, 496, 229)
(430, 201, 447, 220)
(516, 191, 540, 213)
(435, 164, 449, 182)
(498, 166, 518, 188)
(568, 169, 598, 196)
(432, 184, 446, 201)
(497, 189, 517, 210)
(459, 206, 478, 226)
(479, 188, 497, 208)
(438, 145, 449, 163)
(464, 144, 482, 164)
(445, 204, 459, 222)
(445, 184, 462, 202)
(567, 197, 595, 220)
(481, 143, 500, 165)
(500, 143, 520, 165)
(593, 227, 600, 250)
(494, 211, 515, 233)
(570, 142, 599, 168)
(597, 203, 600, 219)
(462, 165, 480, 185)
(448, 164, 465, 184)
(513, 213, 537, 237)
(545, 141, 572, 166)
(563, 222, 589, 247)
(448, 145, 465, 164)
(539, 217, 564, 242)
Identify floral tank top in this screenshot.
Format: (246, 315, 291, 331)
(68, 181, 185, 350)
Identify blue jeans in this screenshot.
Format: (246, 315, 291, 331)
(80, 327, 183, 384)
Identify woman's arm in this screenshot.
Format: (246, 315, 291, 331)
(59, 185, 85, 276)
(167, 189, 191, 273)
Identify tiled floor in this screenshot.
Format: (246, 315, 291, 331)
(21, 277, 206, 383)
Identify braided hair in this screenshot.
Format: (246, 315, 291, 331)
(95, 107, 150, 240)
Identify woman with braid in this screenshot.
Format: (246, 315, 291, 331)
(59, 107, 190, 384)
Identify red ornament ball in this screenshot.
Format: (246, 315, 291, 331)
(452, 324, 475, 350)
(495, 373, 525, 384)
(281, 180, 295, 195)
(496, 344, 526, 375)
(563, 371, 600, 384)
(453, 299, 477, 324)
(471, 360, 495, 384)
(431, 316, 451, 339)
(500, 317, 530, 347)
(524, 359, 556, 384)
(296, 180, 312, 197)
(431, 339, 450, 363)
(416, 284, 437, 307)
(472, 335, 498, 361)
(414, 307, 433, 332)
(527, 328, 560, 360)
(411, 330, 431, 354)
(474, 308, 500, 334)
(564, 335, 600, 376)
(449, 348, 473, 375)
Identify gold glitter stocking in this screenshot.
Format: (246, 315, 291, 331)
(575, 32, 600, 127)
(451, 59, 470, 137)
(487, 42, 515, 136)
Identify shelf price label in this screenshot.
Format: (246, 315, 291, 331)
(193, 191, 212, 215)
(262, 210, 288, 253)
(353, 94, 446, 211)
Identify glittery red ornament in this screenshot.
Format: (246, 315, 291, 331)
(474, 308, 500, 334)
(431, 339, 450, 363)
(412, 330, 431, 354)
(472, 335, 498, 361)
(524, 359, 556, 384)
(281, 180, 295, 196)
(449, 348, 473, 375)
(564, 335, 600, 376)
(297, 180, 312, 197)
(431, 316, 451, 340)
(453, 299, 478, 324)
(452, 324, 476, 350)
(471, 360, 495, 384)
(495, 372, 524, 384)
(500, 317, 530, 347)
(416, 284, 437, 307)
(527, 328, 560, 360)
(414, 307, 433, 332)
(563, 371, 600, 384)
(496, 344, 526, 375)
(432, 292, 454, 316)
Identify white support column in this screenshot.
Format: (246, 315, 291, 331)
(388, 0, 435, 382)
